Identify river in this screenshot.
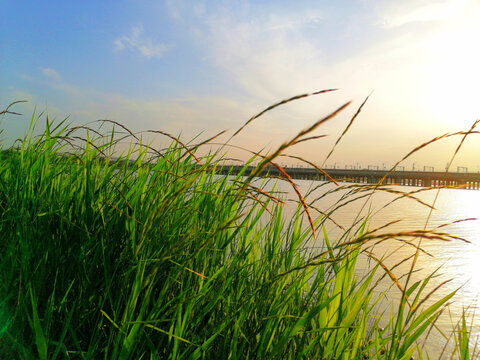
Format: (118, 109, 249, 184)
(268, 178, 480, 357)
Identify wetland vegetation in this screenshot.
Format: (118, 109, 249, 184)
(0, 96, 477, 359)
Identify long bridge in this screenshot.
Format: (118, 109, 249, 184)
(218, 165, 480, 190)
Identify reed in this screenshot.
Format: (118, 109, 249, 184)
(0, 98, 477, 359)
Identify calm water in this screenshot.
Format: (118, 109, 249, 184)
(272, 179, 480, 357)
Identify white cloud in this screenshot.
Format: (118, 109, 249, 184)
(41, 68, 61, 81)
(114, 25, 168, 59)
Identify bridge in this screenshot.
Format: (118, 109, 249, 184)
(218, 165, 480, 190)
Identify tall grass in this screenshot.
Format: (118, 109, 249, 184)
(0, 99, 477, 359)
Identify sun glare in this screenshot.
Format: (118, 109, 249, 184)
(421, 14, 480, 128)
(437, 190, 480, 303)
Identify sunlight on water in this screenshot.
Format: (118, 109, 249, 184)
(420, 189, 480, 306)
(274, 179, 480, 357)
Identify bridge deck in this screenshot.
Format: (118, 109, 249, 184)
(218, 165, 480, 190)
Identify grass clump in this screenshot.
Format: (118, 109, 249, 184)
(0, 98, 476, 359)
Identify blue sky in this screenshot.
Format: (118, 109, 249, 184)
(1, 0, 480, 169)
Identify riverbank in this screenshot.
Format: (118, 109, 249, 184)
(0, 103, 477, 358)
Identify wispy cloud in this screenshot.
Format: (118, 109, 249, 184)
(6, 0, 480, 169)
(20, 74, 33, 81)
(157, 0, 480, 166)
(263, 10, 323, 31)
(114, 25, 169, 59)
(41, 68, 61, 81)
(196, 8, 328, 101)
(9, 76, 251, 141)
(37, 68, 83, 97)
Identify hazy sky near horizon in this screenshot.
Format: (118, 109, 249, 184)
(1, 0, 480, 170)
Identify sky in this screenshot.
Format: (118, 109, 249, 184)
(1, 0, 480, 170)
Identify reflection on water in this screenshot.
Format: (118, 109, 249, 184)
(273, 178, 480, 356)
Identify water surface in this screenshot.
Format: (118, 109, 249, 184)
(274, 179, 480, 356)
